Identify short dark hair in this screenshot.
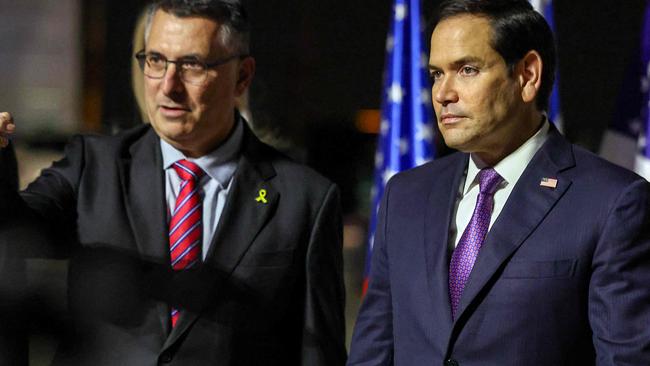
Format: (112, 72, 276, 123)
(433, 0, 556, 112)
(145, 0, 250, 54)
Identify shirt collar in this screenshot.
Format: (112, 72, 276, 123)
(160, 115, 243, 188)
(463, 119, 550, 195)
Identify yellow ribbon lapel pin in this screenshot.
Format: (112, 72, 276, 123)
(255, 189, 268, 204)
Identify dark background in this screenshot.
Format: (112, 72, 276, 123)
(89, 0, 649, 216)
(6, 2, 649, 359)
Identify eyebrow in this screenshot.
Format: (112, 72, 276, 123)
(145, 49, 206, 60)
(428, 56, 485, 71)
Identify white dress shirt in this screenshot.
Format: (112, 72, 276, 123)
(161, 118, 243, 259)
(449, 121, 550, 249)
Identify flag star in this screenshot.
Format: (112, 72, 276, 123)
(380, 118, 389, 135)
(370, 186, 378, 201)
(416, 124, 433, 142)
(386, 36, 395, 52)
(628, 118, 641, 135)
(420, 88, 431, 104)
(375, 151, 384, 167)
(400, 138, 409, 155)
(639, 135, 647, 150)
(383, 169, 397, 184)
(394, 4, 408, 21)
(389, 83, 404, 103)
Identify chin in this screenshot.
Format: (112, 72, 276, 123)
(153, 121, 190, 140)
(440, 132, 462, 148)
(442, 136, 476, 153)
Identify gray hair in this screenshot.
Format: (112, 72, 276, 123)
(144, 0, 250, 54)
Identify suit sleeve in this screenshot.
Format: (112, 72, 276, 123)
(0, 142, 28, 365)
(0, 136, 84, 256)
(589, 178, 650, 364)
(301, 183, 347, 365)
(347, 180, 394, 365)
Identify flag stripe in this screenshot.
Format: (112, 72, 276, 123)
(363, 0, 436, 295)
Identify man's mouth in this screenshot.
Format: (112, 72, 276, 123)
(439, 113, 465, 124)
(160, 105, 190, 118)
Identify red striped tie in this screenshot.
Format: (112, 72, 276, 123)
(169, 159, 204, 327)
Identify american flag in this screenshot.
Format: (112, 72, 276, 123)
(530, 0, 562, 130)
(362, 0, 436, 295)
(539, 177, 558, 188)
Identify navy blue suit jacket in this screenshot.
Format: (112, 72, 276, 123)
(348, 127, 650, 365)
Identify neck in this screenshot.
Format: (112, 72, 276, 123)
(178, 114, 237, 158)
(475, 112, 545, 166)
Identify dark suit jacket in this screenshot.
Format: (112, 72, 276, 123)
(2, 122, 346, 365)
(0, 143, 28, 365)
(348, 127, 650, 365)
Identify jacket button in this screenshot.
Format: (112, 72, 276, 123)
(445, 359, 459, 366)
(159, 352, 173, 364)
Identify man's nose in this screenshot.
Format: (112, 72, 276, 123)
(161, 63, 185, 95)
(433, 76, 458, 106)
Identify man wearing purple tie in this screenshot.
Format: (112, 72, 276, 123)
(348, 0, 650, 365)
(0, 0, 346, 365)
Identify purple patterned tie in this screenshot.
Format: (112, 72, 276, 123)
(449, 168, 503, 319)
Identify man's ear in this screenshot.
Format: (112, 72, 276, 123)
(235, 56, 256, 97)
(517, 50, 542, 103)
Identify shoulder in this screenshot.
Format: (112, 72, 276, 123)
(387, 151, 465, 191)
(569, 144, 647, 191)
(242, 130, 336, 198)
(58, 124, 156, 163)
(540, 136, 650, 223)
(72, 123, 153, 151)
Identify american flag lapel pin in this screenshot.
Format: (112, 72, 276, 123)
(540, 177, 558, 188)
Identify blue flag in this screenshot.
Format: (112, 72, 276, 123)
(601, 1, 650, 180)
(363, 0, 436, 294)
(531, 0, 562, 130)
(635, 1, 650, 179)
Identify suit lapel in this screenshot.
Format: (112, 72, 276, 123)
(423, 153, 468, 330)
(118, 127, 171, 334)
(203, 127, 278, 273)
(453, 127, 575, 323)
(119, 127, 169, 262)
(202, 163, 277, 276)
(164, 126, 278, 348)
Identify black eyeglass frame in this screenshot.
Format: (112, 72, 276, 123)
(134, 50, 249, 84)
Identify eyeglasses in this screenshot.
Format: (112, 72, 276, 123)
(134, 50, 247, 85)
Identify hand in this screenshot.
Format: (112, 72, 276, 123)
(0, 112, 15, 148)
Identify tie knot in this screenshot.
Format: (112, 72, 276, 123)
(478, 168, 503, 195)
(173, 160, 204, 182)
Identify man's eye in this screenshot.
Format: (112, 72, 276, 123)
(181, 60, 204, 71)
(429, 71, 443, 83)
(460, 66, 478, 76)
(147, 54, 164, 64)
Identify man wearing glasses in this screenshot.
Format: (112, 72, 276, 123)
(0, 1, 346, 365)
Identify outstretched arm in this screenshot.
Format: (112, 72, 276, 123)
(0, 112, 15, 149)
